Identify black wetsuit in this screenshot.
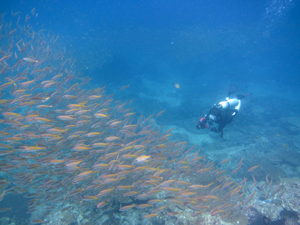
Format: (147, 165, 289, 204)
(205, 106, 238, 138)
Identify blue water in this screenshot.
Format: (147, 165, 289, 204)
(1, 0, 300, 224)
(3, 0, 299, 90)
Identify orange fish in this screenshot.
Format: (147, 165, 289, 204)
(120, 85, 130, 91)
(97, 200, 109, 208)
(97, 188, 115, 197)
(134, 155, 150, 163)
(142, 214, 158, 219)
(104, 136, 120, 142)
(94, 113, 109, 118)
(119, 204, 136, 211)
(0, 190, 6, 201)
(173, 83, 181, 89)
(156, 109, 166, 117)
(247, 165, 259, 172)
(220, 159, 231, 164)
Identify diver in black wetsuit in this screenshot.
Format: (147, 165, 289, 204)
(196, 84, 251, 138)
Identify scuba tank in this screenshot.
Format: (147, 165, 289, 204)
(218, 97, 241, 111)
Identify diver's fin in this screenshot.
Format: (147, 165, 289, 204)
(237, 93, 253, 100)
(227, 84, 239, 97)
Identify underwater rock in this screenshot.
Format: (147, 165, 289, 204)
(0, 217, 14, 225)
(278, 150, 300, 165)
(249, 179, 300, 224)
(279, 117, 300, 135)
(280, 180, 300, 221)
(251, 198, 284, 221)
(44, 207, 79, 225)
(165, 210, 235, 225)
(280, 210, 299, 225)
(266, 153, 283, 165)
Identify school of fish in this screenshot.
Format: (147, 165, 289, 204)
(0, 10, 261, 224)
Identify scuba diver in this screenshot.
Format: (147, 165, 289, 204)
(196, 84, 252, 138)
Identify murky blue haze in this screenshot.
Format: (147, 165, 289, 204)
(0, 0, 300, 224)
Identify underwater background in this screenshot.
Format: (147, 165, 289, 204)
(0, 0, 300, 224)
